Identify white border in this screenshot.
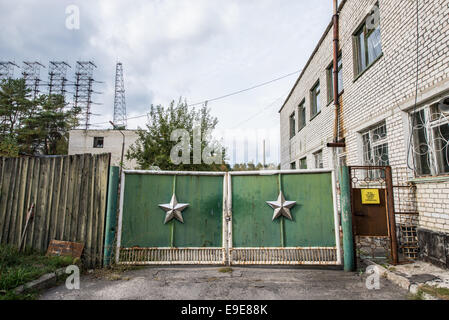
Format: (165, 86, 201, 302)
(116, 169, 342, 266)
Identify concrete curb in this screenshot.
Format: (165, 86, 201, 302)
(14, 268, 66, 295)
(362, 259, 439, 300)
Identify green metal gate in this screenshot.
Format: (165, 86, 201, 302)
(116, 170, 341, 266)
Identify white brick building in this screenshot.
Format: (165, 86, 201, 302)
(68, 129, 139, 169)
(279, 0, 449, 267)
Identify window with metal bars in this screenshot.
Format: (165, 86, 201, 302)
(410, 104, 449, 176)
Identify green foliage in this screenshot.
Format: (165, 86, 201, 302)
(127, 98, 229, 171)
(0, 78, 80, 156)
(0, 135, 19, 157)
(0, 245, 74, 300)
(232, 162, 280, 171)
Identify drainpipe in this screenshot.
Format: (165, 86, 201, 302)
(332, 0, 341, 144)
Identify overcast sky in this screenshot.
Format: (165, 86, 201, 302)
(0, 0, 332, 165)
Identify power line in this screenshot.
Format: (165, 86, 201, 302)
(89, 70, 301, 126)
(187, 70, 301, 107)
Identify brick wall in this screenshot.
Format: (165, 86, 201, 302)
(280, 0, 449, 241)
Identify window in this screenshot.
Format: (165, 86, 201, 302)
(289, 112, 296, 139)
(327, 55, 343, 104)
(314, 150, 323, 169)
(299, 157, 307, 169)
(410, 104, 449, 176)
(362, 122, 389, 167)
(310, 81, 321, 118)
(354, 4, 382, 76)
(290, 161, 297, 169)
(298, 100, 306, 131)
(93, 137, 104, 148)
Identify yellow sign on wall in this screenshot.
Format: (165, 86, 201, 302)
(361, 189, 380, 205)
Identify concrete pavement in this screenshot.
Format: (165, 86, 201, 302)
(39, 265, 409, 300)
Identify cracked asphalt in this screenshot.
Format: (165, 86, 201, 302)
(39, 265, 409, 300)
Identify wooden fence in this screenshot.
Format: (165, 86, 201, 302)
(0, 154, 111, 268)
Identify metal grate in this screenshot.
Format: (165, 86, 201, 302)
(393, 167, 419, 260)
(230, 247, 338, 265)
(118, 248, 225, 265)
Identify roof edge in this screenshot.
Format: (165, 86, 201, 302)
(278, 0, 347, 114)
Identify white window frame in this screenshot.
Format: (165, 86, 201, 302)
(361, 121, 389, 167)
(314, 150, 323, 169)
(410, 104, 449, 176)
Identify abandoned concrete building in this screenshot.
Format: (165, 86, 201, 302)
(279, 0, 449, 267)
(68, 129, 139, 169)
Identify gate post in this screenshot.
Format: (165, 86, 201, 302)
(339, 166, 355, 272)
(385, 166, 399, 265)
(103, 166, 120, 266)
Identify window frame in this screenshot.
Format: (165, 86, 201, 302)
(290, 161, 297, 170)
(313, 150, 324, 169)
(326, 54, 343, 104)
(410, 104, 449, 177)
(361, 121, 389, 167)
(289, 111, 296, 139)
(299, 157, 307, 169)
(298, 99, 306, 132)
(93, 137, 104, 149)
(310, 80, 321, 119)
(353, 3, 383, 78)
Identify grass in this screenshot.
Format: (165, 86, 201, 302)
(0, 245, 75, 300)
(218, 267, 233, 273)
(420, 285, 449, 300)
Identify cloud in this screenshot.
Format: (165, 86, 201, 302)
(0, 0, 332, 164)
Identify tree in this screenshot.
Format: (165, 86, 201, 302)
(127, 99, 228, 171)
(0, 78, 80, 156)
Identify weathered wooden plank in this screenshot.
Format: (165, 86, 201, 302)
(35, 158, 51, 252)
(23, 158, 35, 249)
(85, 154, 96, 267)
(71, 154, 84, 243)
(42, 157, 56, 249)
(13, 158, 29, 246)
(96, 154, 110, 267)
(49, 156, 63, 241)
(64, 155, 78, 241)
(26, 157, 41, 249)
(57, 156, 70, 240)
(15, 158, 29, 246)
(0, 158, 13, 243)
(1, 158, 19, 245)
(8, 158, 23, 245)
(76, 154, 90, 264)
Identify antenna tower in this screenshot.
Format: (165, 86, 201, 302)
(113, 62, 127, 128)
(74, 61, 98, 130)
(22, 61, 45, 99)
(48, 61, 71, 99)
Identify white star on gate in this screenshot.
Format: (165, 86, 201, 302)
(158, 194, 189, 224)
(266, 191, 296, 221)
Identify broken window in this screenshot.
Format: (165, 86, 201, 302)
(354, 3, 382, 76)
(93, 137, 104, 148)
